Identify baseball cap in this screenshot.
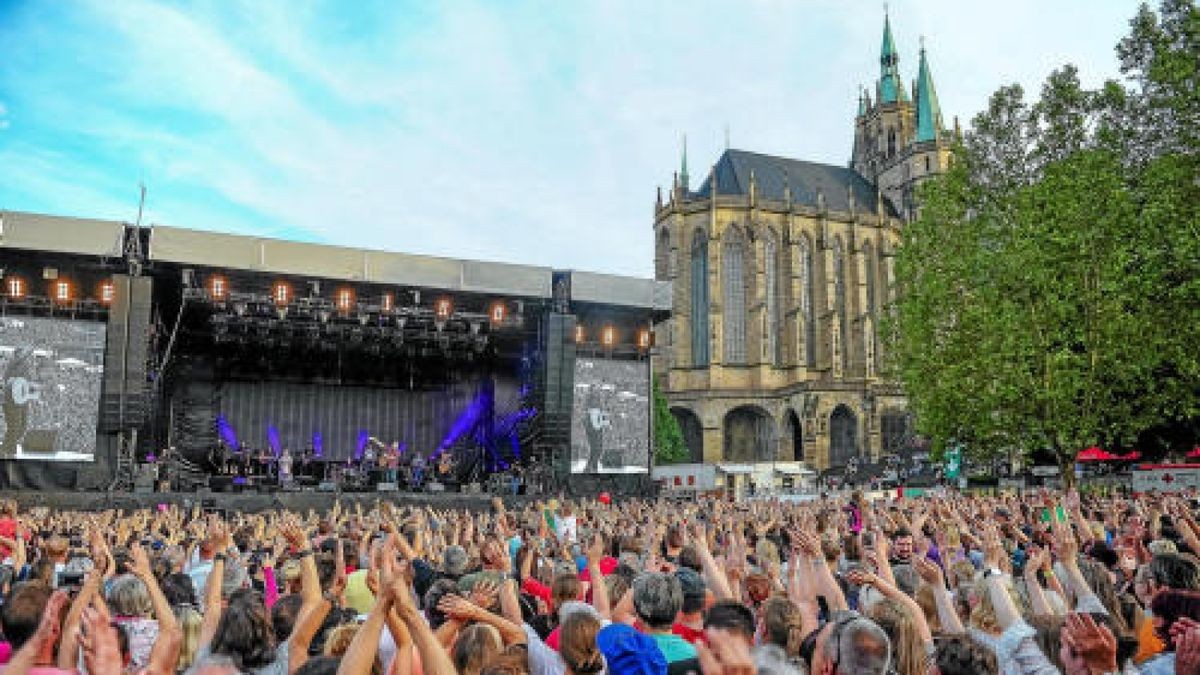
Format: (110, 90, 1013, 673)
(675, 567, 706, 601)
(596, 623, 667, 675)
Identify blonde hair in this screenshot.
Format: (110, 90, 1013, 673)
(325, 623, 383, 675)
(176, 607, 203, 671)
(108, 574, 153, 617)
(453, 624, 503, 675)
(760, 597, 806, 659)
(867, 598, 925, 675)
(559, 612, 604, 674)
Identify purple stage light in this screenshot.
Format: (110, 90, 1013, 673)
(313, 431, 324, 457)
(216, 415, 239, 449)
(355, 430, 370, 459)
(268, 425, 281, 456)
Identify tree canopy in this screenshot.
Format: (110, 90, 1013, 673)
(888, 0, 1200, 468)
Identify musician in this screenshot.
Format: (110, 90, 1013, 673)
(0, 348, 40, 458)
(436, 451, 455, 483)
(278, 448, 294, 486)
(583, 387, 611, 473)
(362, 440, 377, 471)
(410, 452, 426, 489)
(381, 442, 399, 484)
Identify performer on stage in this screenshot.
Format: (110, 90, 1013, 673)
(278, 448, 294, 486)
(583, 388, 611, 473)
(436, 451, 455, 484)
(382, 442, 399, 484)
(0, 348, 41, 458)
(410, 452, 426, 489)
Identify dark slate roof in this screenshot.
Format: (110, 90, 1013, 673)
(692, 149, 898, 217)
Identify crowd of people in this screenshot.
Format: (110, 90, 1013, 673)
(1, 488, 1200, 674)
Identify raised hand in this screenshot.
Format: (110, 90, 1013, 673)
(129, 543, 153, 580)
(1062, 613, 1118, 674)
(913, 557, 946, 589)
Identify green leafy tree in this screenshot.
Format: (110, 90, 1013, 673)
(652, 380, 688, 465)
(888, 0, 1200, 480)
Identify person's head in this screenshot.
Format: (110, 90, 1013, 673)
(605, 572, 631, 606)
(0, 581, 51, 648)
(760, 597, 806, 659)
(665, 525, 684, 550)
(210, 589, 276, 671)
(704, 600, 756, 643)
(675, 567, 707, 616)
(1150, 589, 1200, 648)
(162, 572, 198, 608)
(804, 613, 891, 675)
(443, 545, 470, 577)
(1149, 553, 1200, 593)
(479, 650, 533, 675)
(324, 623, 382, 675)
(559, 611, 605, 675)
(271, 593, 304, 643)
(1, 500, 16, 518)
(452, 624, 503, 675)
(677, 545, 702, 572)
(176, 606, 204, 672)
(1076, 558, 1130, 633)
(220, 560, 251, 600)
(551, 572, 583, 611)
(424, 578, 459, 628)
(933, 633, 998, 675)
(632, 572, 682, 631)
(108, 574, 154, 618)
(866, 598, 923, 675)
(892, 527, 914, 560)
(294, 656, 342, 675)
(44, 536, 69, 562)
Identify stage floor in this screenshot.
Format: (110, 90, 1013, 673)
(7, 489, 535, 513)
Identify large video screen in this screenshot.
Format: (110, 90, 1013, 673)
(0, 317, 106, 461)
(571, 357, 650, 474)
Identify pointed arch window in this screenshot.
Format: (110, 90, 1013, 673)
(863, 240, 877, 317)
(797, 235, 815, 367)
(723, 229, 747, 365)
(833, 237, 848, 372)
(887, 128, 897, 158)
(690, 232, 709, 367)
(764, 234, 781, 366)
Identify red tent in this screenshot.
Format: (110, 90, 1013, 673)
(1077, 446, 1118, 462)
(1119, 451, 1142, 461)
(1188, 447, 1200, 459)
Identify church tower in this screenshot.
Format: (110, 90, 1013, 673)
(852, 13, 952, 221)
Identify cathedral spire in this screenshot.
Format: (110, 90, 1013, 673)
(915, 39, 944, 142)
(877, 10, 903, 104)
(680, 134, 689, 191)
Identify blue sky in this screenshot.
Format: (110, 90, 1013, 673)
(0, 0, 1137, 276)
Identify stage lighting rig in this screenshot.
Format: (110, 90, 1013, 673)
(208, 275, 229, 302)
(602, 325, 616, 347)
(99, 280, 115, 305)
(6, 276, 25, 300)
(52, 279, 73, 304)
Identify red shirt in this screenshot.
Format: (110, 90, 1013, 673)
(672, 622, 707, 646)
(0, 518, 18, 559)
(578, 557, 619, 582)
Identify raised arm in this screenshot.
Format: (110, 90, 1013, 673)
(585, 533, 611, 618)
(337, 578, 393, 675)
(913, 557, 965, 634)
(285, 522, 332, 675)
(198, 523, 229, 647)
(437, 594, 527, 647)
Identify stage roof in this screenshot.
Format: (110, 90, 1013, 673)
(0, 211, 669, 311)
(0, 210, 126, 257)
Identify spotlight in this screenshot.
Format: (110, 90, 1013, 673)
(602, 325, 615, 347)
(5, 276, 24, 300)
(638, 328, 652, 349)
(209, 275, 229, 302)
(52, 279, 73, 304)
(382, 292, 394, 313)
(336, 287, 355, 313)
(99, 280, 115, 306)
(575, 325, 584, 343)
(489, 301, 506, 325)
(435, 297, 453, 320)
(272, 281, 292, 306)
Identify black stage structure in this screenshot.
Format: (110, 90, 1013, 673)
(0, 211, 670, 501)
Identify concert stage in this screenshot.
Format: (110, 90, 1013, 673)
(5, 489, 534, 514)
(0, 211, 669, 498)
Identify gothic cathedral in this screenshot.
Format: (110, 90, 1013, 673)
(654, 15, 953, 474)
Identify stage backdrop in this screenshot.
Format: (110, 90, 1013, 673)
(570, 356, 650, 474)
(216, 376, 520, 462)
(0, 317, 106, 461)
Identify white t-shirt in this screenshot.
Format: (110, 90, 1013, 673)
(556, 515, 578, 543)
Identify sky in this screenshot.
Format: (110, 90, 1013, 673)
(0, 0, 1140, 277)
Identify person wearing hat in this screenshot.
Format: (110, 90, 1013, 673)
(413, 544, 469, 600)
(671, 568, 708, 646)
(597, 623, 668, 675)
(632, 572, 696, 665)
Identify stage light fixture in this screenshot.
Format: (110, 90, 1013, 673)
(272, 281, 292, 306)
(5, 276, 24, 300)
(575, 325, 585, 343)
(99, 280, 115, 305)
(336, 287, 355, 313)
(209, 275, 229, 301)
(382, 292, 394, 313)
(435, 297, 452, 320)
(489, 301, 506, 325)
(53, 279, 72, 304)
(602, 325, 616, 347)
(638, 328, 652, 349)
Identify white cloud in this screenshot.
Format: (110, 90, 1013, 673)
(0, 0, 1137, 277)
